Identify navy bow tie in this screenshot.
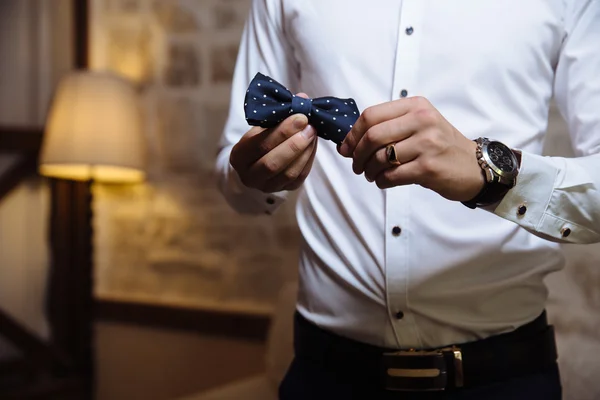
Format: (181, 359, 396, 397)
(244, 73, 360, 145)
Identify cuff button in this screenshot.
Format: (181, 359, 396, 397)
(517, 204, 527, 216)
(561, 227, 572, 238)
(266, 197, 275, 205)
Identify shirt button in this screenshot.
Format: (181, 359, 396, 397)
(400, 89, 408, 98)
(517, 204, 527, 216)
(395, 311, 405, 320)
(392, 226, 402, 236)
(561, 227, 572, 238)
(405, 26, 414, 35)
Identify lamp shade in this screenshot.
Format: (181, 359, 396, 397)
(39, 71, 145, 183)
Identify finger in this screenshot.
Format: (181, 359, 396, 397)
(374, 160, 422, 190)
(264, 138, 317, 192)
(246, 125, 317, 185)
(351, 114, 421, 174)
(235, 114, 310, 167)
(363, 136, 420, 182)
(232, 92, 311, 168)
(339, 97, 420, 157)
(283, 141, 318, 191)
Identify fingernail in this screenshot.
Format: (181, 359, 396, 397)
(300, 125, 315, 139)
(293, 115, 308, 130)
(339, 142, 350, 156)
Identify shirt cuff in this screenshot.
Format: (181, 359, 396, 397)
(227, 161, 289, 215)
(493, 151, 559, 235)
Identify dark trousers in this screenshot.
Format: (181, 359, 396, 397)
(279, 355, 561, 400)
(279, 314, 562, 400)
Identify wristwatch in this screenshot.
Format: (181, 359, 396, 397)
(462, 137, 520, 209)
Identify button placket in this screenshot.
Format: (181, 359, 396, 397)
(385, 0, 424, 348)
(385, 188, 411, 343)
(391, 0, 422, 103)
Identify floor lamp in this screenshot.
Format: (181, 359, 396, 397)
(38, 70, 145, 398)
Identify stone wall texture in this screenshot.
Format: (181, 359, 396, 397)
(91, 0, 299, 316)
(91, 1, 600, 397)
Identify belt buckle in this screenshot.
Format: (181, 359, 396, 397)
(382, 346, 463, 392)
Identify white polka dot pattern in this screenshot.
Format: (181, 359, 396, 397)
(244, 72, 361, 144)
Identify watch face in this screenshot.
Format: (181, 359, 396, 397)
(487, 141, 515, 173)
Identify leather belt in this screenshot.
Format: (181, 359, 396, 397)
(293, 312, 558, 392)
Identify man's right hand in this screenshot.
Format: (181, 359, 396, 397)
(230, 95, 318, 193)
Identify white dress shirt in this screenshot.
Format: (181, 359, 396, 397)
(216, 0, 600, 349)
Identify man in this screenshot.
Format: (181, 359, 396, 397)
(216, 1, 600, 399)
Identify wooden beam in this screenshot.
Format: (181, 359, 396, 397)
(0, 310, 73, 373)
(96, 299, 271, 342)
(0, 154, 38, 204)
(0, 127, 44, 153)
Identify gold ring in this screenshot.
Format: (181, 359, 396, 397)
(386, 144, 402, 166)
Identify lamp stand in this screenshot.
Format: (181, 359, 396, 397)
(46, 178, 94, 399)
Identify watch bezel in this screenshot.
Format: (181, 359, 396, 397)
(479, 139, 519, 182)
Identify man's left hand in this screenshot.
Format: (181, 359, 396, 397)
(338, 96, 485, 202)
